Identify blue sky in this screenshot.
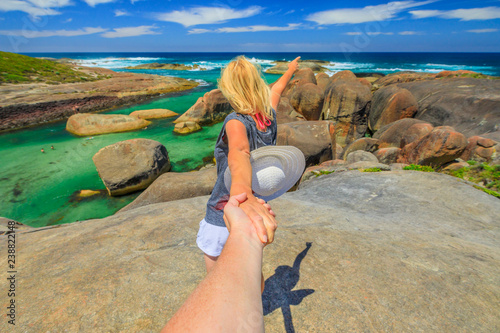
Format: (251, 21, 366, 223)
(1, 0, 499, 52)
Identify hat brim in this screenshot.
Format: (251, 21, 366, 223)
(224, 145, 305, 201)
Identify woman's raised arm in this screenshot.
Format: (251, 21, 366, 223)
(270, 56, 300, 110)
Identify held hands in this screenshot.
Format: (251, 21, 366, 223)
(223, 193, 277, 246)
(288, 56, 300, 73)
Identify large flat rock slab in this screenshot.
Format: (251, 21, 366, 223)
(1, 171, 499, 332)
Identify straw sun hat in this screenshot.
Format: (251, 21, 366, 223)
(224, 145, 306, 201)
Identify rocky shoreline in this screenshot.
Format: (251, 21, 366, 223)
(125, 62, 206, 71)
(0, 66, 198, 132)
(265, 59, 330, 74)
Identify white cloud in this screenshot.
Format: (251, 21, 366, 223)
(284, 10, 295, 15)
(188, 28, 211, 34)
(82, 0, 114, 7)
(0, 27, 105, 37)
(467, 28, 498, 33)
(345, 31, 393, 35)
(26, 0, 71, 6)
(0, 25, 161, 38)
(409, 9, 441, 18)
(306, 1, 436, 25)
(399, 30, 424, 35)
(410, 7, 500, 20)
(367, 32, 394, 35)
(188, 23, 301, 34)
(155, 6, 263, 27)
(101, 25, 159, 38)
(114, 9, 129, 17)
(63, 18, 72, 23)
(0, 0, 72, 17)
(130, 0, 144, 3)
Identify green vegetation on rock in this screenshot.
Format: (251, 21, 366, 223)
(403, 164, 435, 172)
(445, 162, 500, 198)
(0, 51, 105, 84)
(313, 170, 335, 177)
(447, 163, 499, 190)
(362, 167, 382, 172)
(474, 186, 500, 199)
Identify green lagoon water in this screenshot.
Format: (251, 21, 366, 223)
(0, 89, 225, 227)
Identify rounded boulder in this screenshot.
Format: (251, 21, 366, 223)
(289, 83, 324, 121)
(398, 126, 468, 168)
(369, 85, 418, 132)
(345, 150, 378, 164)
(66, 113, 150, 136)
(278, 121, 336, 166)
(129, 109, 178, 119)
(92, 139, 171, 196)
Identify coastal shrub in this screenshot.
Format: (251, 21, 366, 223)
(473, 186, 500, 199)
(461, 73, 487, 79)
(4, 74, 29, 83)
(449, 167, 467, 179)
(467, 160, 477, 166)
(403, 164, 435, 172)
(362, 167, 382, 172)
(445, 162, 499, 193)
(313, 170, 335, 177)
(0, 51, 100, 84)
(478, 163, 500, 190)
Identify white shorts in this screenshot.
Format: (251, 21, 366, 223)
(196, 218, 230, 257)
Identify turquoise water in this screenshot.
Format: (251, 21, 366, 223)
(0, 90, 225, 227)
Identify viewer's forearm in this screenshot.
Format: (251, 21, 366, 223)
(210, 230, 265, 330)
(162, 231, 264, 333)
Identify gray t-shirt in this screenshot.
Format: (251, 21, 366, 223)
(204, 109, 277, 227)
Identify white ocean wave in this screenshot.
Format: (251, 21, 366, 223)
(325, 62, 376, 70)
(372, 67, 434, 73)
(248, 57, 274, 65)
(192, 79, 210, 87)
(191, 57, 275, 71)
(192, 60, 230, 71)
(75, 57, 165, 69)
(424, 63, 459, 68)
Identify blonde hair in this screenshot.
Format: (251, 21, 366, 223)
(218, 55, 273, 121)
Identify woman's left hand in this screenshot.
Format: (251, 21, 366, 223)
(224, 193, 277, 245)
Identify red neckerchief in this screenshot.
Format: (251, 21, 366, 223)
(255, 112, 271, 129)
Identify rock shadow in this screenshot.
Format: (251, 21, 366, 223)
(262, 242, 314, 333)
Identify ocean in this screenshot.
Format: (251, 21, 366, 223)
(2, 52, 500, 227)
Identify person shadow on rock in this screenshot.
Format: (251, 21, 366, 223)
(262, 242, 314, 333)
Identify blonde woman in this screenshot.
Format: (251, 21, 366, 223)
(196, 55, 300, 277)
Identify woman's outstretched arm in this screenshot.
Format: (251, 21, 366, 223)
(226, 119, 277, 244)
(270, 56, 300, 110)
(161, 193, 274, 333)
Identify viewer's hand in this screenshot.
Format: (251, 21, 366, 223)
(288, 56, 300, 72)
(224, 193, 277, 245)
